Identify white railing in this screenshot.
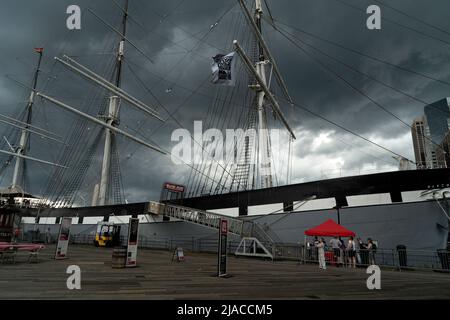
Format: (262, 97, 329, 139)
(148, 201, 245, 235)
(147, 201, 276, 248)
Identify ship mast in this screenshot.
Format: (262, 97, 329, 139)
(96, 0, 129, 206)
(11, 49, 43, 188)
(233, 0, 296, 191)
(253, 0, 273, 189)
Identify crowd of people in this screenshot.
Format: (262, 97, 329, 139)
(307, 236, 378, 270)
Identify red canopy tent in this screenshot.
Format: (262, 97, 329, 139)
(304, 219, 355, 237)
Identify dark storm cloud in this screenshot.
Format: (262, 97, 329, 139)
(1, 0, 450, 202)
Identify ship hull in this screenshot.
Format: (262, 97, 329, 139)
(21, 199, 449, 252)
(245, 199, 449, 251)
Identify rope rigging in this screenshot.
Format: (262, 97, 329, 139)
(270, 18, 450, 88)
(332, 0, 450, 47)
(113, 0, 426, 197)
(4, 0, 450, 209)
(270, 21, 445, 157)
(373, 0, 450, 37)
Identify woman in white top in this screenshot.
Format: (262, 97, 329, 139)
(316, 238, 327, 270)
(347, 236, 356, 268)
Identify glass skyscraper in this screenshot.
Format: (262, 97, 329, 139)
(416, 98, 450, 168)
(424, 98, 450, 144)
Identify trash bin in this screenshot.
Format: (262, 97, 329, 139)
(112, 246, 127, 269)
(437, 249, 450, 270)
(396, 245, 407, 267)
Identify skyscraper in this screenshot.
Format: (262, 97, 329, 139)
(411, 116, 427, 169)
(436, 131, 450, 169)
(424, 98, 450, 144)
(412, 98, 450, 169)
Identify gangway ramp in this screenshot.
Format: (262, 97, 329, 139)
(147, 201, 275, 259)
(147, 201, 247, 235)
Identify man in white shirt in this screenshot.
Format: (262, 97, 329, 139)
(316, 238, 326, 270)
(329, 236, 342, 266)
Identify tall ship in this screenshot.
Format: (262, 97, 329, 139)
(0, 0, 449, 253)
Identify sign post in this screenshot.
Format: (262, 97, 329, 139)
(55, 217, 72, 259)
(160, 182, 186, 221)
(126, 217, 139, 267)
(218, 218, 228, 277)
(0, 213, 14, 242)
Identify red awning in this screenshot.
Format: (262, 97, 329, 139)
(304, 219, 355, 237)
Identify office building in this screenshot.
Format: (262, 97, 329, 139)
(412, 98, 450, 169)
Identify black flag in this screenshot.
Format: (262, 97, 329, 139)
(211, 52, 236, 86)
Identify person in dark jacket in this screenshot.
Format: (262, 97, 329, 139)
(367, 238, 377, 265)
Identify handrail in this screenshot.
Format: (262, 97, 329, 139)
(148, 201, 244, 235)
(64, 234, 450, 271)
(148, 201, 276, 245)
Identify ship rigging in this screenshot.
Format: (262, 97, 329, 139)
(0, 0, 448, 212)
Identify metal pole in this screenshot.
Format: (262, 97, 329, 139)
(98, 96, 119, 206)
(0, 149, 67, 168)
(55, 56, 162, 121)
(337, 206, 341, 224)
(256, 61, 273, 188)
(238, 0, 293, 104)
(233, 40, 296, 140)
(0, 118, 64, 144)
(36, 93, 166, 154)
(253, 0, 273, 189)
(12, 50, 43, 188)
(0, 113, 62, 138)
(98, 0, 126, 206)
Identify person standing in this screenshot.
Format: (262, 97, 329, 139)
(329, 236, 342, 266)
(312, 236, 319, 262)
(316, 238, 327, 270)
(45, 227, 51, 244)
(339, 237, 346, 267)
(367, 238, 377, 265)
(347, 236, 356, 268)
(356, 238, 364, 266)
(359, 240, 369, 266)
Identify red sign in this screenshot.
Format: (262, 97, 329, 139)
(220, 219, 228, 235)
(164, 182, 185, 193)
(55, 217, 72, 259)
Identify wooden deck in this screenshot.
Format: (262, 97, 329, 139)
(0, 245, 449, 299)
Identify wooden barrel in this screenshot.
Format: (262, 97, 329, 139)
(112, 247, 127, 269)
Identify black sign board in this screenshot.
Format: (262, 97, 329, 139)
(126, 218, 139, 267)
(218, 219, 228, 277)
(0, 213, 14, 242)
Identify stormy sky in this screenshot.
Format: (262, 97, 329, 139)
(1, 0, 450, 205)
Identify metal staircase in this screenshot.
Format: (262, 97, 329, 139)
(148, 201, 246, 235)
(147, 201, 276, 246)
